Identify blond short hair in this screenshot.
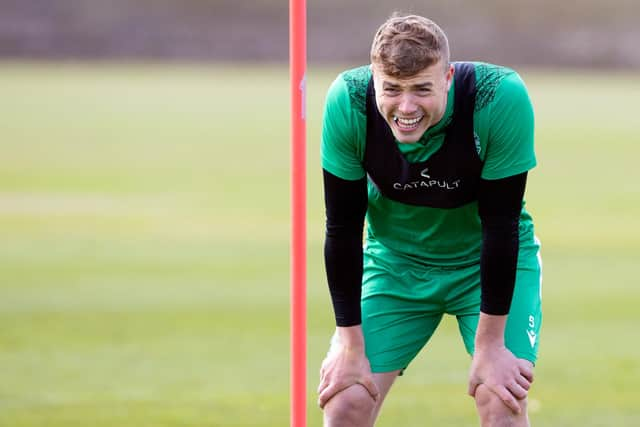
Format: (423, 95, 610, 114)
(370, 14, 450, 78)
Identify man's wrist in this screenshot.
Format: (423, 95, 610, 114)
(336, 325, 365, 350)
(474, 312, 507, 350)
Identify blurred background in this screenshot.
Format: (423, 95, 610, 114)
(1, 1, 639, 426)
(2, 0, 640, 66)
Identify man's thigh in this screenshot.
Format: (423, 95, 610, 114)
(360, 249, 447, 373)
(454, 244, 543, 363)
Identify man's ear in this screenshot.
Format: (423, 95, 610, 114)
(371, 64, 382, 93)
(446, 64, 455, 90)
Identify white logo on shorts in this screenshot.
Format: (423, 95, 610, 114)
(527, 330, 537, 348)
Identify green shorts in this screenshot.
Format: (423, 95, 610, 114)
(359, 238, 543, 374)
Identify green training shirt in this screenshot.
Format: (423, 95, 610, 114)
(321, 62, 537, 266)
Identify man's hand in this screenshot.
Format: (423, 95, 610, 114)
(468, 313, 534, 414)
(317, 329, 380, 409)
(467, 344, 534, 414)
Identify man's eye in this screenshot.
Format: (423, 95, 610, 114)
(384, 88, 400, 95)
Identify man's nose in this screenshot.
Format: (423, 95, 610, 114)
(397, 94, 417, 114)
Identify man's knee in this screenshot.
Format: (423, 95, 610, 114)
(474, 384, 528, 427)
(324, 384, 377, 427)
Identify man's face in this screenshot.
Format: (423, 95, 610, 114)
(373, 60, 454, 143)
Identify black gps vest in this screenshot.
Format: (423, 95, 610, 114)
(363, 62, 482, 208)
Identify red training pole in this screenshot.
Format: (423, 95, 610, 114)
(290, 0, 307, 425)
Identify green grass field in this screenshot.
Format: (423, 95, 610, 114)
(1, 62, 639, 426)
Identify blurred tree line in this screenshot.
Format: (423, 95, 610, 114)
(1, 0, 638, 68)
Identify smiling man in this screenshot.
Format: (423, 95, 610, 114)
(318, 14, 543, 427)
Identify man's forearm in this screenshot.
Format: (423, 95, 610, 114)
(323, 169, 368, 326)
(478, 173, 527, 315)
(324, 233, 363, 326)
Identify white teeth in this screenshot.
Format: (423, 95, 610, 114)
(394, 116, 423, 127)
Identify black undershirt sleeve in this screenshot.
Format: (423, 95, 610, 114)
(323, 169, 368, 327)
(477, 172, 528, 315)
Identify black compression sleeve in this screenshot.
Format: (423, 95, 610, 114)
(478, 172, 528, 315)
(323, 169, 367, 326)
